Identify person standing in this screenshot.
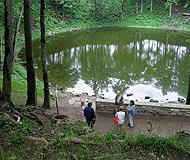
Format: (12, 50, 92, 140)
(127, 100, 136, 128)
(81, 101, 85, 121)
(84, 102, 96, 128)
(115, 106, 125, 134)
(114, 91, 124, 115)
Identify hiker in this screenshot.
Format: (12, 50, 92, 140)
(81, 101, 85, 121)
(127, 100, 136, 128)
(114, 91, 124, 115)
(115, 106, 125, 134)
(84, 102, 96, 128)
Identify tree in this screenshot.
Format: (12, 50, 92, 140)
(150, 0, 153, 12)
(136, 0, 139, 14)
(40, 0, 50, 108)
(13, 5, 24, 55)
(2, 0, 13, 105)
(0, 30, 2, 64)
(24, 0, 37, 106)
(165, 0, 180, 17)
(120, 0, 124, 21)
(186, 68, 190, 105)
(141, 0, 143, 14)
(11, 5, 24, 75)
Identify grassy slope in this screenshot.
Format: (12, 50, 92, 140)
(0, 119, 190, 159)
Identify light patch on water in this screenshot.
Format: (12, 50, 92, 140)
(66, 79, 185, 103)
(124, 84, 183, 103)
(66, 79, 94, 95)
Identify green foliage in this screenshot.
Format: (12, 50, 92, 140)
(8, 131, 26, 144)
(21, 118, 37, 132)
(165, 0, 180, 8)
(122, 132, 190, 157)
(103, 130, 115, 142)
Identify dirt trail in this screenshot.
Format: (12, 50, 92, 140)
(46, 94, 190, 137)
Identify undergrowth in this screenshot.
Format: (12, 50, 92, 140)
(1, 116, 189, 159)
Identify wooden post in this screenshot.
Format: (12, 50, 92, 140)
(56, 85, 59, 114)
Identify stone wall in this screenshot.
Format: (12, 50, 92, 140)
(96, 98, 190, 117)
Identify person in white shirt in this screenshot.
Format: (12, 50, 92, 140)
(115, 106, 125, 134)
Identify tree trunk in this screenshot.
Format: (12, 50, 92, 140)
(12, 5, 24, 75)
(121, 0, 124, 21)
(0, 31, 2, 64)
(150, 0, 153, 12)
(141, 0, 143, 14)
(136, 0, 138, 14)
(2, 0, 13, 105)
(40, 0, 50, 109)
(169, 3, 172, 17)
(24, 0, 37, 106)
(13, 5, 24, 55)
(186, 68, 190, 105)
(93, 0, 97, 19)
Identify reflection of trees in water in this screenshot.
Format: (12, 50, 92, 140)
(29, 28, 190, 97)
(43, 38, 189, 96)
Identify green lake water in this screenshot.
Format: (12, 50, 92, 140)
(21, 27, 190, 102)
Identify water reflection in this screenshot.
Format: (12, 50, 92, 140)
(49, 41, 188, 69)
(26, 27, 190, 102)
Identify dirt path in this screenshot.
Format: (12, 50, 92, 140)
(46, 93, 190, 137)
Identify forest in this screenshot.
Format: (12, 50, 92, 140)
(0, 0, 190, 159)
(1, 0, 190, 106)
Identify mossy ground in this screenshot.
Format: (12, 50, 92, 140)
(0, 112, 190, 160)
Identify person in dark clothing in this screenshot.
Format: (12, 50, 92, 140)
(84, 102, 96, 128)
(114, 91, 124, 115)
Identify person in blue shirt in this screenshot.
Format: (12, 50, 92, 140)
(127, 100, 136, 128)
(84, 102, 96, 128)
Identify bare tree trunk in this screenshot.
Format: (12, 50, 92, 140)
(150, 0, 153, 12)
(169, 3, 172, 17)
(141, 0, 143, 14)
(56, 85, 59, 114)
(186, 68, 190, 105)
(121, 0, 124, 21)
(0, 31, 2, 64)
(0, 10, 3, 64)
(12, 5, 24, 75)
(136, 0, 138, 14)
(40, 0, 50, 109)
(13, 5, 24, 55)
(2, 0, 13, 105)
(24, 0, 37, 106)
(93, 0, 97, 19)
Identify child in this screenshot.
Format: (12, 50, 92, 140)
(81, 101, 85, 121)
(127, 100, 136, 128)
(115, 106, 125, 134)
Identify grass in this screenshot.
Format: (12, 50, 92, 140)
(0, 115, 190, 159)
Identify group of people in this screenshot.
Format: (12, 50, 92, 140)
(80, 91, 136, 132)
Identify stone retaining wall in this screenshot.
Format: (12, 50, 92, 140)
(96, 98, 190, 117)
